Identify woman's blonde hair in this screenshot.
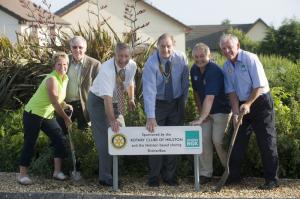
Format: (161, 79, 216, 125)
(52, 51, 69, 65)
(192, 42, 210, 57)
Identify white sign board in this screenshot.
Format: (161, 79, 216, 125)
(108, 126, 202, 155)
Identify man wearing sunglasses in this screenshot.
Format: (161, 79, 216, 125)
(58, 36, 101, 133)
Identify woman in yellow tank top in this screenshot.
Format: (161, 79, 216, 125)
(18, 52, 72, 185)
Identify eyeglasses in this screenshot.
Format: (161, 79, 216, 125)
(72, 46, 84, 50)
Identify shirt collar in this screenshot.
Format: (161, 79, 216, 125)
(52, 70, 68, 83)
(114, 58, 129, 72)
(71, 55, 85, 65)
(158, 51, 173, 64)
(228, 49, 243, 67)
(236, 49, 243, 63)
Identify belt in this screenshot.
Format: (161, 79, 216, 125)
(90, 92, 103, 102)
(156, 96, 182, 103)
(239, 92, 270, 105)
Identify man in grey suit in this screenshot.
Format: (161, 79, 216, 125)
(88, 43, 137, 186)
(58, 36, 101, 133)
(142, 33, 189, 187)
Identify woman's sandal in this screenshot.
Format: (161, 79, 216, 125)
(53, 172, 67, 180)
(17, 176, 33, 185)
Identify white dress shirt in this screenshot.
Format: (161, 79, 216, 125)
(90, 57, 137, 102)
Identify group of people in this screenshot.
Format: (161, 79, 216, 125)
(17, 33, 279, 190)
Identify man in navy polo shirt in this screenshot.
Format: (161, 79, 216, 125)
(190, 43, 231, 184)
(220, 34, 279, 190)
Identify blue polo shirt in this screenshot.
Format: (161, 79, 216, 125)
(223, 49, 270, 101)
(190, 61, 231, 114)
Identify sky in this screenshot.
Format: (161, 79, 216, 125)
(33, 0, 300, 28)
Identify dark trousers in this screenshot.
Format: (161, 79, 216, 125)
(19, 111, 67, 167)
(57, 100, 88, 134)
(87, 92, 121, 182)
(229, 92, 279, 182)
(148, 97, 185, 181)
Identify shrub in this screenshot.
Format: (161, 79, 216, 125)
(0, 108, 51, 174)
(260, 19, 300, 62)
(261, 55, 300, 100)
(0, 36, 53, 109)
(68, 127, 98, 178)
(0, 108, 24, 171)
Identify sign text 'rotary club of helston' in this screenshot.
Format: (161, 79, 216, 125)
(108, 126, 202, 155)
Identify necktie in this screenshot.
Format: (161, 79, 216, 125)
(115, 69, 126, 116)
(164, 61, 174, 101)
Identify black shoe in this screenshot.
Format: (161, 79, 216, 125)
(225, 176, 241, 185)
(99, 180, 113, 187)
(258, 180, 279, 190)
(148, 177, 160, 187)
(200, 176, 212, 185)
(163, 178, 178, 186)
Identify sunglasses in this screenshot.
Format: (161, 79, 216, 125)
(72, 46, 84, 50)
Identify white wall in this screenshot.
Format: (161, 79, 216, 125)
(0, 10, 21, 42)
(246, 21, 268, 42)
(0, 9, 63, 46)
(60, 0, 186, 52)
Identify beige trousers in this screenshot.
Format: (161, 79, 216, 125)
(199, 113, 231, 177)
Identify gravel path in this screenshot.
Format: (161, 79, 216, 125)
(1, 172, 299, 198)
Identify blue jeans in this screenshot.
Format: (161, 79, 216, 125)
(19, 111, 67, 167)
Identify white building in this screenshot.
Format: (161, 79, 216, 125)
(0, 0, 69, 44)
(55, 0, 190, 52)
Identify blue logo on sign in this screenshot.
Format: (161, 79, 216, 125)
(185, 131, 199, 148)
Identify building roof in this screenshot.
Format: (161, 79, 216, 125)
(55, 0, 191, 32)
(0, 0, 69, 25)
(186, 18, 268, 50)
(142, 1, 191, 32)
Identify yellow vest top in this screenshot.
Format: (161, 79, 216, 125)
(25, 70, 68, 119)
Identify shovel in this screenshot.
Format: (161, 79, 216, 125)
(214, 112, 245, 192)
(63, 108, 83, 182)
(67, 125, 83, 182)
(67, 113, 82, 182)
